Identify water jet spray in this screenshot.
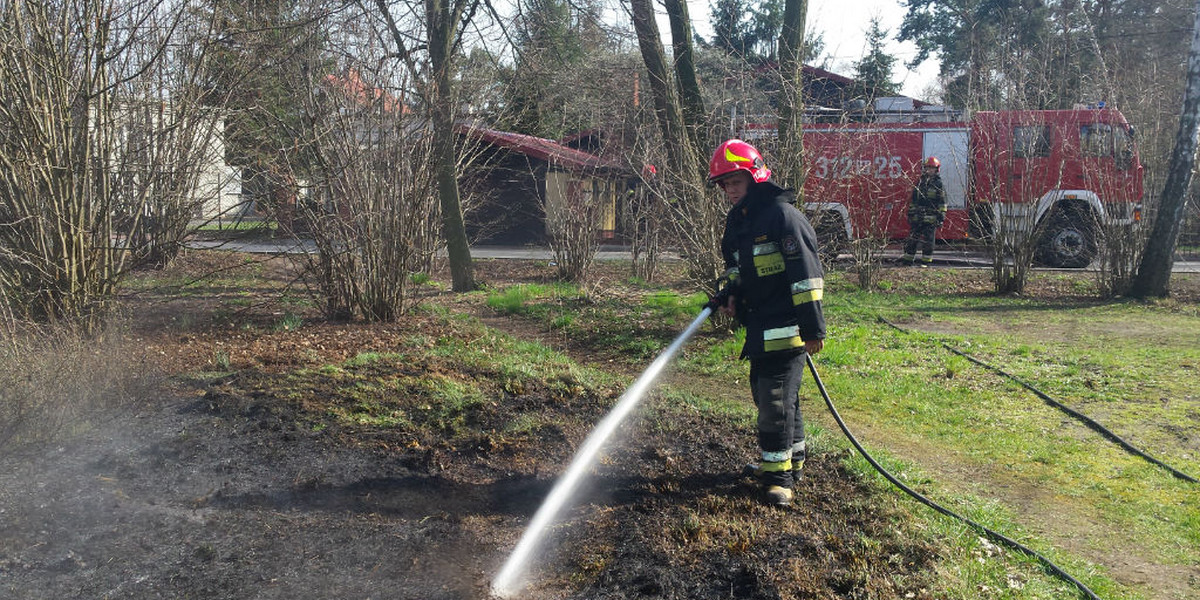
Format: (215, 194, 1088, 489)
(491, 307, 715, 598)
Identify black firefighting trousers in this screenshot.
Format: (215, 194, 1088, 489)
(749, 351, 806, 487)
(904, 221, 938, 258)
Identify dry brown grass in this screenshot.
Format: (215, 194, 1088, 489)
(0, 319, 159, 452)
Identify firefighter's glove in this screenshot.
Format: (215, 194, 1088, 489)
(705, 285, 732, 312)
(705, 269, 740, 313)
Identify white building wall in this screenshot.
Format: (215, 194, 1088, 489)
(194, 116, 244, 221)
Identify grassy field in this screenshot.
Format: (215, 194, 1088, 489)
(481, 265, 1200, 600)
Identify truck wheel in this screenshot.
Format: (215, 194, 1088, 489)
(812, 213, 847, 266)
(1036, 213, 1097, 268)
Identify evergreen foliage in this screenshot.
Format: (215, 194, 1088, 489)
(851, 17, 900, 102)
(199, 0, 325, 170)
(708, 0, 785, 62)
(503, 0, 611, 139)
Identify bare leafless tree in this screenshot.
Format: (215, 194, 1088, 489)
(0, 0, 226, 331)
(360, 0, 493, 292)
(774, 0, 807, 192)
(1132, 0, 1200, 297)
(628, 0, 723, 290)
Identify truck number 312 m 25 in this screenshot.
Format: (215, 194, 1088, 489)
(785, 107, 1143, 268)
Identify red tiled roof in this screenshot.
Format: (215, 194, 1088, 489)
(323, 70, 408, 114)
(457, 125, 626, 173)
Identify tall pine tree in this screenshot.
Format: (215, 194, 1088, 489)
(851, 17, 899, 103)
(503, 0, 608, 139)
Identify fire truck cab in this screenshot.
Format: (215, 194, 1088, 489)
(795, 107, 1143, 268)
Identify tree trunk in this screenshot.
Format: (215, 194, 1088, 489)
(628, 0, 720, 288)
(629, 0, 688, 175)
(663, 0, 706, 157)
(426, 0, 475, 291)
(1131, 0, 1200, 298)
(775, 0, 807, 193)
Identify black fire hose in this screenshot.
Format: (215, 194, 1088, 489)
(877, 317, 1197, 485)
(805, 354, 1102, 600)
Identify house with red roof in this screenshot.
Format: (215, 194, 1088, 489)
(457, 124, 634, 246)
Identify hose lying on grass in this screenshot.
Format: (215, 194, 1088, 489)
(878, 316, 1197, 485)
(806, 355, 1102, 600)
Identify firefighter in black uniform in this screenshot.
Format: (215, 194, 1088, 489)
(901, 156, 947, 266)
(707, 139, 826, 508)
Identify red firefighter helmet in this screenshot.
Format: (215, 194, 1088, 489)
(923, 156, 941, 169)
(708, 139, 771, 184)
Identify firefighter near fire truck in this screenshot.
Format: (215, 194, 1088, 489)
(795, 107, 1142, 269)
(901, 156, 948, 266)
(705, 139, 827, 508)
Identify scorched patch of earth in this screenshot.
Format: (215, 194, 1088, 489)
(0, 305, 942, 599)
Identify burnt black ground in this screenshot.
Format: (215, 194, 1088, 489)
(0, 374, 938, 600)
(1, 254, 945, 600)
(0, 391, 520, 599)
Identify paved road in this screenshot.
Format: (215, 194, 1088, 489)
(186, 239, 652, 261)
(186, 238, 1199, 273)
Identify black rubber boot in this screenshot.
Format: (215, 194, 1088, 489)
(763, 485, 793, 507)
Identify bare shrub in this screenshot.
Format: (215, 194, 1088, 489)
(848, 236, 886, 289)
(1096, 220, 1146, 297)
(626, 169, 667, 282)
(830, 129, 893, 289)
(981, 203, 1039, 294)
(0, 1, 227, 330)
(544, 172, 608, 282)
(290, 63, 440, 322)
(663, 176, 726, 290)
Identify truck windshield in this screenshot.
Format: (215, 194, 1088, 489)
(1081, 123, 1136, 170)
(1114, 125, 1135, 170)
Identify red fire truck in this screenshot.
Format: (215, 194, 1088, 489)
(762, 107, 1144, 267)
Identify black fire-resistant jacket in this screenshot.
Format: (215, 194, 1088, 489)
(720, 181, 826, 359)
(907, 174, 946, 225)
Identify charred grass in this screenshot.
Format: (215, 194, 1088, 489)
(175, 298, 946, 598)
(0, 319, 159, 452)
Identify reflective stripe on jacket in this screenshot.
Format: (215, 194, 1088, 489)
(720, 181, 826, 358)
(908, 174, 946, 223)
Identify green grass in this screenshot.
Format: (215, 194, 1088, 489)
(213, 349, 231, 371)
(652, 388, 755, 425)
(810, 286, 1200, 598)
(485, 282, 581, 317)
(474, 269, 1199, 599)
(639, 290, 707, 324)
(274, 313, 303, 332)
(484, 282, 716, 362)
(194, 219, 276, 233)
(838, 447, 1132, 599)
